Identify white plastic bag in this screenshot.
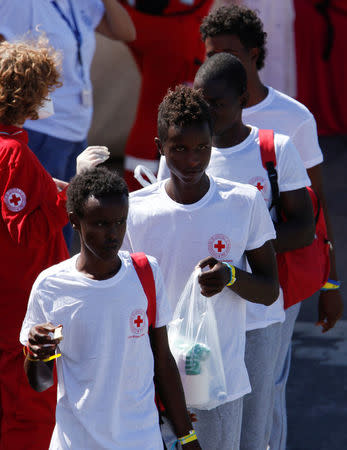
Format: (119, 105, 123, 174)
(168, 267, 227, 410)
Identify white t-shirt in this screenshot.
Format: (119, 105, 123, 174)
(20, 251, 171, 450)
(206, 126, 311, 330)
(123, 176, 276, 403)
(242, 86, 323, 169)
(0, 0, 105, 141)
(157, 127, 311, 330)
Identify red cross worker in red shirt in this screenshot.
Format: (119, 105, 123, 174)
(121, 0, 214, 190)
(0, 39, 70, 450)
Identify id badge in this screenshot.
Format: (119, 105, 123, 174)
(81, 89, 92, 107)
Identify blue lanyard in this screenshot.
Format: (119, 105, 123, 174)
(51, 0, 83, 67)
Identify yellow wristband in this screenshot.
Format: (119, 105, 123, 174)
(23, 345, 61, 362)
(223, 262, 237, 287)
(42, 353, 62, 362)
(178, 430, 197, 445)
(321, 280, 341, 291)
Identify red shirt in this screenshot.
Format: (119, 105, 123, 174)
(295, 0, 347, 135)
(122, 0, 213, 190)
(0, 124, 69, 348)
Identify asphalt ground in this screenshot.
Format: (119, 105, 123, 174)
(286, 135, 347, 450)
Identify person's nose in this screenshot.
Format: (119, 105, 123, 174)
(107, 223, 118, 240)
(187, 149, 200, 168)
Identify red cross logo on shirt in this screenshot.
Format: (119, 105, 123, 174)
(214, 240, 226, 253)
(256, 182, 264, 191)
(208, 234, 232, 260)
(134, 315, 143, 328)
(130, 309, 146, 336)
(4, 188, 26, 212)
(10, 194, 21, 206)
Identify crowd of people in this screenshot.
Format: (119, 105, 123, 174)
(0, 1, 343, 450)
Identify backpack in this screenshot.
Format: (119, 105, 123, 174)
(258, 129, 330, 309)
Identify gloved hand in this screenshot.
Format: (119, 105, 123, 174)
(76, 146, 110, 174)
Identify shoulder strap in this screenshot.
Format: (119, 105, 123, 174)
(258, 129, 281, 219)
(131, 252, 156, 329)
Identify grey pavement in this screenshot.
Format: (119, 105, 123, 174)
(287, 135, 347, 450)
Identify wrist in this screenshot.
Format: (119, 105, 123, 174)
(23, 345, 39, 361)
(178, 429, 197, 445)
(321, 279, 341, 291)
(222, 262, 237, 287)
(23, 345, 62, 363)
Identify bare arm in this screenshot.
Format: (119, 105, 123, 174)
(198, 240, 279, 306)
(307, 164, 343, 332)
(274, 187, 315, 253)
(96, 0, 136, 41)
(150, 326, 201, 449)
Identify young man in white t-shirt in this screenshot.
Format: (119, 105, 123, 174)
(20, 167, 201, 450)
(198, 6, 343, 449)
(123, 85, 279, 450)
(157, 53, 314, 450)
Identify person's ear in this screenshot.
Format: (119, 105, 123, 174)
(249, 47, 260, 67)
(240, 91, 249, 109)
(69, 212, 80, 231)
(155, 137, 164, 156)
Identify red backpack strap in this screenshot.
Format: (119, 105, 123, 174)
(258, 129, 281, 218)
(131, 252, 165, 415)
(131, 252, 156, 329)
(258, 129, 276, 168)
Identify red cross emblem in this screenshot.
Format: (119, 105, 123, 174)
(214, 240, 226, 253)
(134, 315, 144, 328)
(130, 309, 146, 336)
(208, 234, 231, 260)
(10, 194, 21, 206)
(4, 188, 26, 212)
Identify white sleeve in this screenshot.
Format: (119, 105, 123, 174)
(83, 0, 105, 29)
(291, 115, 323, 169)
(246, 190, 276, 251)
(0, 0, 34, 41)
(157, 155, 170, 182)
(147, 255, 172, 328)
(19, 279, 48, 346)
(276, 135, 311, 192)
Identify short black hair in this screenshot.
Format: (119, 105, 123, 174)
(200, 6, 267, 70)
(67, 167, 129, 217)
(157, 84, 212, 142)
(195, 52, 247, 97)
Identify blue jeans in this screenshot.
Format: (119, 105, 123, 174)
(26, 128, 87, 248)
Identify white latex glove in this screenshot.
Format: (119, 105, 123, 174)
(52, 178, 69, 192)
(76, 146, 110, 174)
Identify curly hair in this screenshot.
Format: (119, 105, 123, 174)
(67, 167, 129, 218)
(157, 84, 212, 142)
(195, 52, 247, 98)
(0, 37, 62, 126)
(200, 6, 267, 70)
